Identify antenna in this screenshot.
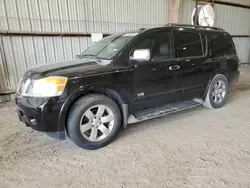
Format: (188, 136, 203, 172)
(191, 4, 215, 27)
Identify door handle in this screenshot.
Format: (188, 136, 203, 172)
(203, 59, 213, 64)
(169, 65, 180, 70)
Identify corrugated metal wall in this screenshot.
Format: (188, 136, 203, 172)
(214, 3, 250, 64)
(0, 0, 168, 32)
(179, 0, 250, 64)
(0, 0, 169, 101)
(0, 36, 92, 90)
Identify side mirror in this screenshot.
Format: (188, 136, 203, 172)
(131, 49, 150, 62)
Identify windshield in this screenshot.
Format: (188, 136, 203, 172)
(81, 33, 138, 59)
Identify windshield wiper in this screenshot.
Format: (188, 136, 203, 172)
(81, 54, 95, 57)
(81, 54, 101, 62)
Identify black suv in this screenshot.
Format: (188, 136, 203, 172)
(16, 24, 240, 150)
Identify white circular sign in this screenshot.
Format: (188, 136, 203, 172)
(191, 4, 215, 26)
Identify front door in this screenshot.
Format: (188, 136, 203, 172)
(130, 31, 182, 111)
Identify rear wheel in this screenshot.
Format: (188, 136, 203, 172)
(203, 74, 229, 109)
(67, 94, 121, 150)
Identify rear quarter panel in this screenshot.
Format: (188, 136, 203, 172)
(202, 31, 239, 98)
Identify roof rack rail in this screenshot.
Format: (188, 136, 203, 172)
(164, 23, 223, 31)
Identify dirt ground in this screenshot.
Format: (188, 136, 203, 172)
(0, 66, 250, 188)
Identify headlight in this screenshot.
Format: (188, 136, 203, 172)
(21, 76, 68, 97)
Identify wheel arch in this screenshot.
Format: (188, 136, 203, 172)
(58, 86, 130, 135)
(203, 69, 230, 100)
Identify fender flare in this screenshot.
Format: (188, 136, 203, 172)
(203, 69, 230, 99)
(57, 85, 130, 135)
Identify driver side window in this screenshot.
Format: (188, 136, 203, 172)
(132, 32, 172, 62)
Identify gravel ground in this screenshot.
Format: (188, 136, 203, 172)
(0, 66, 250, 188)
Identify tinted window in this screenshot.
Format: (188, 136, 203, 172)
(132, 32, 172, 61)
(212, 33, 235, 56)
(176, 31, 203, 58)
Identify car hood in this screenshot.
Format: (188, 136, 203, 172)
(23, 58, 115, 79)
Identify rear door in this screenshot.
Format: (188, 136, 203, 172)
(131, 30, 182, 111)
(174, 29, 209, 100)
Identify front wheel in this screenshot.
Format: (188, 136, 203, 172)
(67, 94, 121, 150)
(203, 74, 230, 109)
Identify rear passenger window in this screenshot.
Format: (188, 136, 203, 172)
(176, 31, 204, 58)
(212, 33, 235, 56)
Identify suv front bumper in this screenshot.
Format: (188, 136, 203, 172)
(15, 95, 66, 139)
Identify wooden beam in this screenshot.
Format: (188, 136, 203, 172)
(0, 90, 16, 95)
(168, 0, 181, 23)
(197, 0, 250, 9)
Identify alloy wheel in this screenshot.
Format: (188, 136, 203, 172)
(79, 105, 114, 142)
(212, 80, 227, 104)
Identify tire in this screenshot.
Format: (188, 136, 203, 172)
(203, 74, 230, 109)
(67, 94, 121, 150)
